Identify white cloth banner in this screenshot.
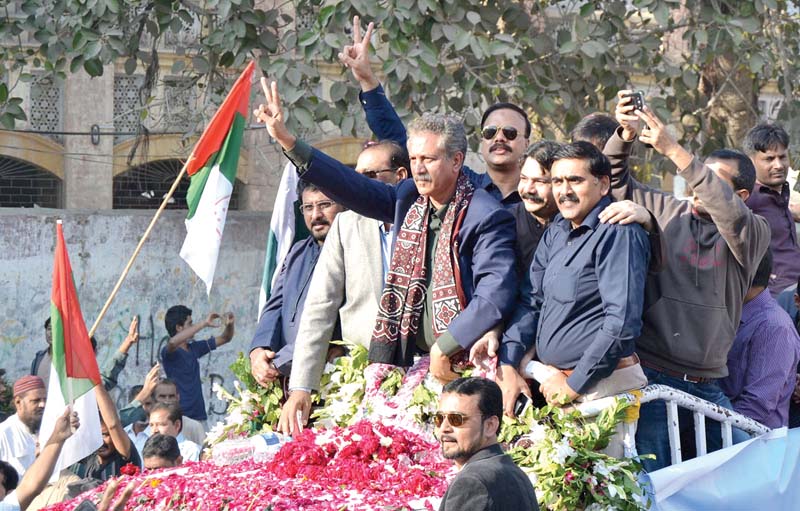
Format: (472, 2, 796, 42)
(645, 427, 800, 510)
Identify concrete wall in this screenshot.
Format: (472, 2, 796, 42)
(0, 208, 269, 425)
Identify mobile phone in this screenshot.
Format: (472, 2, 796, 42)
(74, 500, 98, 511)
(626, 90, 645, 111)
(514, 393, 531, 417)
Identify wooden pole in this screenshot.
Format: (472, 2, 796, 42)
(87, 159, 189, 338)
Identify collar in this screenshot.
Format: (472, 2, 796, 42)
(742, 288, 772, 322)
(756, 181, 790, 200)
(176, 432, 186, 443)
(555, 195, 611, 233)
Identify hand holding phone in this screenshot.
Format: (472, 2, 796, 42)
(626, 90, 645, 111)
(513, 393, 532, 417)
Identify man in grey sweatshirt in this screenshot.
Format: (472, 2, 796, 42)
(606, 92, 771, 471)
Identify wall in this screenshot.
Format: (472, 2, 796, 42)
(0, 208, 269, 425)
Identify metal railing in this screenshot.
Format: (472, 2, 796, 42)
(572, 384, 771, 465)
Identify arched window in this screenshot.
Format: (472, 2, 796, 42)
(0, 155, 62, 208)
(113, 158, 241, 210)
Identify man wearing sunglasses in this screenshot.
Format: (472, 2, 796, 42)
(278, 141, 409, 436)
(436, 377, 539, 511)
(339, 17, 526, 207)
(249, 180, 344, 387)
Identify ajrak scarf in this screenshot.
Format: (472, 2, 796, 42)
(369, 172, 475, 365)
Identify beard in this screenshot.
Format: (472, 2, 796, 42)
(21, 411, 43, 434)
(439, 422, 485, 463)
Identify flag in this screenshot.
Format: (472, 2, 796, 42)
(180, 61, 255, 294)
(257, 161, 309, 317)
(38, 220, 103, 481)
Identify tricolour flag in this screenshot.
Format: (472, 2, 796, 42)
(257, 161, 309, 317)
(39, 220, 103, 481)
(180, 61, 255, 294)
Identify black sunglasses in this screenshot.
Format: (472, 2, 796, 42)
(432, 411, 473, 428)
(481, 125, 519, 141)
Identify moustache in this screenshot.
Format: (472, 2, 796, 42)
(521, 193, 544, 204)
(414, 174, 432, 183)
(439, 436, 457, 443)
(310, 220, 330, 228)
(490, 142, 512, 153)
(558, 194, 578, 204)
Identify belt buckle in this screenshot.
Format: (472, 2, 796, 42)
(682, 373, 697, 383)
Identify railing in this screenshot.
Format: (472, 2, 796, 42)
(572, 384, 771, 465)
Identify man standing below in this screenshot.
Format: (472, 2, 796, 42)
(500, 142, 650, 456)
(30, 320, 52, 387)
(160, 306, 235, 424)
(278, 141, 408, 435)
(339, 17, 527, 206)
(254, 79, 517, 386)
(151, 379, 205, 445)
(249, 181, 344, 387)
(435, 377, 538, 511)
(720, 250, 800, 428)
(0, 377, 46, 477)
(148, 403, 200, 462)
(742, 123, 800, 296)
(141, 434, 183, 471)
(608, 92, 771, 470)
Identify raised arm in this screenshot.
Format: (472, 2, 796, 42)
(214, 313, 235, 348)
(95, 384, 131, 459)
(164, 313, 216, 354)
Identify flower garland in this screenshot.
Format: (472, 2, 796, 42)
(46, 420, 455, 511)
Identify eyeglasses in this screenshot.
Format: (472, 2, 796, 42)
(300, 200, 336, 215)
(360, 168, 396, 179)
(432, 411, 473, 428)
(481, 125, 519, 141)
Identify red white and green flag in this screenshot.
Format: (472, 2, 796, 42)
(180, 61, 255, 294)
(39, 220, 102, 481)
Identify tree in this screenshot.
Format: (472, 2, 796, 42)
(2, 0, 799, 173)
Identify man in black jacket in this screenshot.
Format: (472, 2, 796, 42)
(435, 378, 539, 511)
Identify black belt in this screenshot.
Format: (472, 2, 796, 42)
(640, 359, 716, 384)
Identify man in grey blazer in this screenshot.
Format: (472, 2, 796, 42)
(436, 377, 539, 511)
(278, 140, 409, 435)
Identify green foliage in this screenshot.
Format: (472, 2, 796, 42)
(229, 352, 283, 431)
(2, 0, 800, 169)
(311, 341, 370, 427)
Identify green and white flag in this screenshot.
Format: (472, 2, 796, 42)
(180, 61, 255, 294)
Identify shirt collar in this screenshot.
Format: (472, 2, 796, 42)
(756, 181, 790, 200)
(742, 288, 772, 322)
(555, 195, 612, 233)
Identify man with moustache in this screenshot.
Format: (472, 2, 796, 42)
(250, 180, 344, 386)
(500, 142, 651, 456)
(742, 123, 800, 296)
(0, 377, 46, 477)
(339, 17, 526, 206)
(254, 79, 517, 385)
(607, 92, 771, 470)
(435, 377, 538, 511)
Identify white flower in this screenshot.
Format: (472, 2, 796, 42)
(527, 423, 547, 443)
(350, 433, 362, 442)
(594, 460, 612, 478)
(379, 436, 393, 447)
(552, 439, 576, 464)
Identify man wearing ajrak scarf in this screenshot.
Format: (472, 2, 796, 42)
(253, 79, 517, 427)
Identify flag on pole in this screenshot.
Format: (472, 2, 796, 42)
(38, 220, 103, 481)
(180, 61, 255, 294)
(257, 161, 309, 317)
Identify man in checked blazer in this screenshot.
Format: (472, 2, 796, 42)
(278, 140, 409, 435)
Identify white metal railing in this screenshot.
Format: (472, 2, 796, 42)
(572, 384, 771, 465)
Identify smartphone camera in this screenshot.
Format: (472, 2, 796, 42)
(626, 90, 645, 111)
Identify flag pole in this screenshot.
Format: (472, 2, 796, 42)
(87, 160, 189, 338)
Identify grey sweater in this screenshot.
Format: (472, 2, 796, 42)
(604, 129, 771, 378)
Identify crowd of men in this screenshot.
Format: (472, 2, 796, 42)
(3, 16, 800, 511)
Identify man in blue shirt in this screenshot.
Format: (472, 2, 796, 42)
(249, 181, 344, 387)
(500, 142, 650, 444)
(160, 305, 235, 423)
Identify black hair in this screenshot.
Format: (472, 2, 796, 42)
(551, 141, 612, 178)
(570, 113, 620, 151)
(296, 179, 320, 198)
(751, 248, 773, 289)
(90, 336, 97, 353)
(525, 140, 563, 172)
(150, 402, 183, 426)
(0, 460, 19, 492)
(142, 433, 181, 463)
(742, 123, 790, 155)
(44, 317, 50, 329)
(129, 384, 143, 403)
(442, 377, 503, 435)
(706, 149, 757, 193)
(154, 378, 178, 395)
(164, 305, 192, 337)
(481, 103, 532, 138)
(363, 139, 411, 173)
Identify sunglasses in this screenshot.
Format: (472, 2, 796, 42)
(481, 125, 519, 141)
(432, 411, 473, 428)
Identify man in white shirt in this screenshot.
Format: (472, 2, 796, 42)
(0, 377, 46, 478)
(148, 403, 200, 462)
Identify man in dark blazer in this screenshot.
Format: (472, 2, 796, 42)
(254, 79, 517, 386)
(435, 377, 539, 511)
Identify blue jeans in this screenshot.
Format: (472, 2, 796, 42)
(636, 367, 750, 472)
